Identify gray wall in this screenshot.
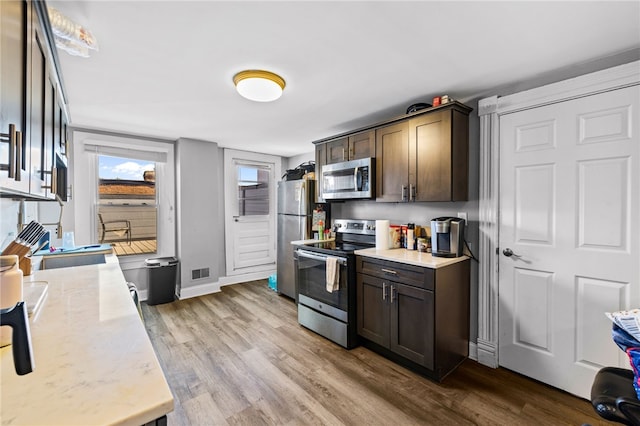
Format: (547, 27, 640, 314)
(176, 138, 222, 293)
(287, 152, 314, 171)
(1, 199, 22, 248)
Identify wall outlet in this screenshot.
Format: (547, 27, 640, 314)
(457, 212, 467, 221)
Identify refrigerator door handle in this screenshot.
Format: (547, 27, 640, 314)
(298, 180, 305, 216)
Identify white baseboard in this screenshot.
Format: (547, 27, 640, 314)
(468, 341, 478, 361)
(177, 280, 221, 300)
(219, 270, 273, 287)
(476, 339, 499, 368)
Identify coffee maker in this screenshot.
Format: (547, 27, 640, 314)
(430, 217, 465, 258)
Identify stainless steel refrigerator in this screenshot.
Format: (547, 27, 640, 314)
(277, 179, 316, 299)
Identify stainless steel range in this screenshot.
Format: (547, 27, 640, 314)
(293, 219, 376, 349)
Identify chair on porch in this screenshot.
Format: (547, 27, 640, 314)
(98, 213, 131, 245)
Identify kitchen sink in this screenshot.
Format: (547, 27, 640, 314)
(39, 253, 107, 270)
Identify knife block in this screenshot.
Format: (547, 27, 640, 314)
(1, 241, 31, 261)
(18, 257, 32, 276)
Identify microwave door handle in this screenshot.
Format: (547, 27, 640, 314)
(354, 166, 360, 191)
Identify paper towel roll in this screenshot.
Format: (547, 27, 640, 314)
(375, 220, 390, 250)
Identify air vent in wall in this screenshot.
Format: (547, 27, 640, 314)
(191, 268, 210, 280)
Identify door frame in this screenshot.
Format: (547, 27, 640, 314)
(476, 61, 640, 368)
(223, 149, 281, 278)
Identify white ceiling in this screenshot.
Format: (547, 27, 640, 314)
(49, 1, 640, 158)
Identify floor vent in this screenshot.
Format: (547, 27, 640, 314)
(191, 268, 210, 280)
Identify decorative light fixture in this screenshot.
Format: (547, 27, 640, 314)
(48, 6, 98, 58)
(233, 70, 286, 102)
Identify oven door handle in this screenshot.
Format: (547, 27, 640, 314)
(296, 250, 347, 266)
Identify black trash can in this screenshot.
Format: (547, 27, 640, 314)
(145, 257, 179, 305)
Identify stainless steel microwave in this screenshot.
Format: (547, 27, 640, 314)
(321, 157, 375, 200)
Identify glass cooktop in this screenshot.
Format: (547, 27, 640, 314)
(301, 240, 373, 254)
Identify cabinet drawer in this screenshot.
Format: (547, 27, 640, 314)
(357, 256, 433, 290)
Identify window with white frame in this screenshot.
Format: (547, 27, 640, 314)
(73, 132, 175, 265)
(97, 155, 157, 256)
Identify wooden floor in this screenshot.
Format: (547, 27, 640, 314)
(109, 239, 156, 256)
(141, 280, 609, 426)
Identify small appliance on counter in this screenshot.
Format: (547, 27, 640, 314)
(0, 302, 34, 375)
(430, 217, 465, 258)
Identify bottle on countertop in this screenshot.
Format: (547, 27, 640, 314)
(407, 223, 415, 250)
(318, 220, 324, 240)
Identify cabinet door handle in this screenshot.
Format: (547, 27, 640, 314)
(349, 147, 354, 159)
(390, 285, 396, 303)
(342, 148, 346, 161)
(42, 168, 58, 193)
(0, 124, 16, 178)
(382, 282, 387, 301)
(410, 184, 416, 201)
(401, 185, 407, 202)
(381, 268, 397, 275)
(52, 167, 57, 194)
(15, 130, 22, 181)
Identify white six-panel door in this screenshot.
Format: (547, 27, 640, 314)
(498, 85, 640, 398)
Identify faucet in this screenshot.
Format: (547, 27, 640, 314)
(18, 194, 65, 239)
(0, 301, 35, 375)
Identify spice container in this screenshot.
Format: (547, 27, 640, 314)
(389, 225, 401, 248)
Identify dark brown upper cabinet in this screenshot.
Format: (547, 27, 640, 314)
(325, 130, 375, 165)
(376, 104, 470, 202)
(1, 0, 69, 200)
(0, 0, 29, 194)
(313, 102, 471, 203)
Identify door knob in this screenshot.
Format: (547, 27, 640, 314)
(502, 248, 521, 258)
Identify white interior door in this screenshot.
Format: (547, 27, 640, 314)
(498, 85, 640, 398)
(224, 149, 280, 277)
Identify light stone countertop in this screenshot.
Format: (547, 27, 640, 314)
(0, 254, 174, 425)
(355, 247, 469, 269)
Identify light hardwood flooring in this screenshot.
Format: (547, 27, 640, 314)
(141, 280, 608, 426)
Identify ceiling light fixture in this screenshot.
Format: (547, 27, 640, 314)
(47, 6, 98, 58)
(233, 70, 286, 102)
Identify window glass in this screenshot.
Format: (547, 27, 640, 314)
(97, 155, 157, 256)
(237, 165, 269, 216)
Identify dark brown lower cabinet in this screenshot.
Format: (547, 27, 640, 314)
(356, 255, 469, 381)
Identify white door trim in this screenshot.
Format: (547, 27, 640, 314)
(223, 148, 281, 278)
(477, 60, 640, 368)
